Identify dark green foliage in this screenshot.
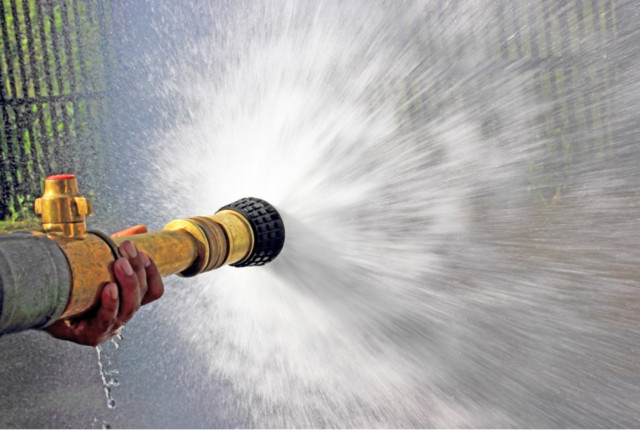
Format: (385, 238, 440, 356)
(0, 0, 112, 219)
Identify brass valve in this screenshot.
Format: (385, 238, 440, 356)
(34, 174, 93, 238)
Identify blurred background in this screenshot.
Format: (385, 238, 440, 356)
(0, 0, 638, 428)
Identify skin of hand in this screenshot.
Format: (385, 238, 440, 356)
(45, 225, 165, 346)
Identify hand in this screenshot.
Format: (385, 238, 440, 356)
(45, 226, 165, 346)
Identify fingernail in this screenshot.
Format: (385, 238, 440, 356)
(141, 252, 151, 267)
(107, 283, 118, 300)
(123, 241, 137, 258)
(121, 259, 134, 276)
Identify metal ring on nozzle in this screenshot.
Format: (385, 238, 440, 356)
(219, 197, 285, 267)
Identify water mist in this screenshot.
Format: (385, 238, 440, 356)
(111, 1, 640, 427)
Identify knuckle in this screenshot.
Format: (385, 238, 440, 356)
(105, 301, 119, 313)
(120, 275, 138, 291)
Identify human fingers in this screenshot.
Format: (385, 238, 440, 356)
(140, 252, 164, 306)
(45, 283, 119, 346)
(113, 256, 142, 328)
(118, 241, 148, 300)
(111, 225, 148, 238)
(83, 283, 121, 346)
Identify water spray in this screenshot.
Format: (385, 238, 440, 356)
(0, 174, 285, 334)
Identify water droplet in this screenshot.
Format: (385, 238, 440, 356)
(95, 331, 125, 410)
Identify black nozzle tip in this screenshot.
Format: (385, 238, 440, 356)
(219, 197, 285, 267)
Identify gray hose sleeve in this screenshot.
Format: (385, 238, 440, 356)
(0, 233, 71, 334)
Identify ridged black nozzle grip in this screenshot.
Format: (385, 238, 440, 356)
(219, 197, 285, 267)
